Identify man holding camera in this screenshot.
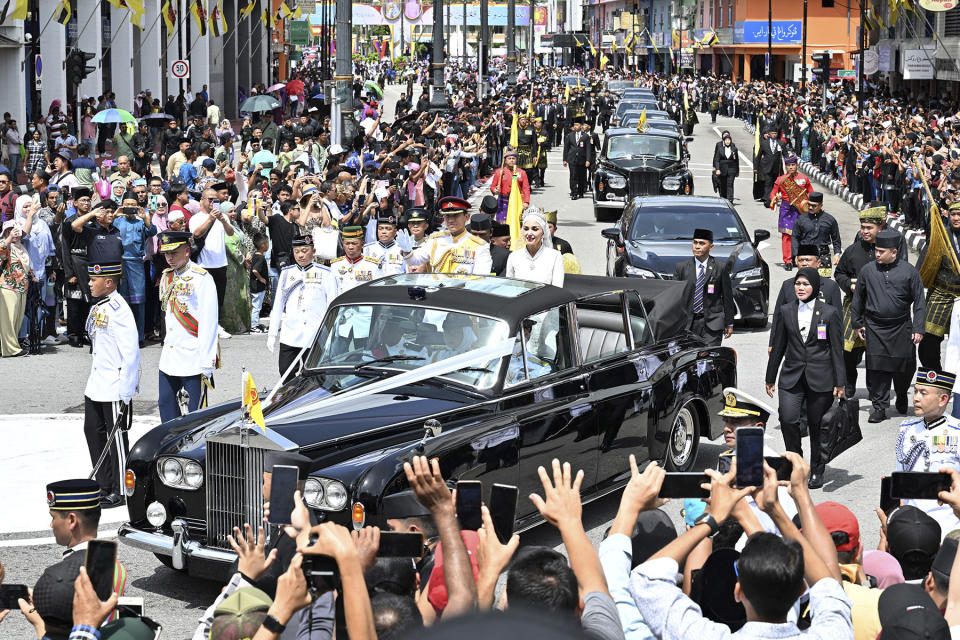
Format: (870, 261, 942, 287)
(113, 192, 157, 346)
(894, 368, 960, 538)
(188, 188, 234, 339)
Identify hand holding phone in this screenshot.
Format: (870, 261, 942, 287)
(455, 480, 482, 531)
(0, 584, 28, 609)
(377, 532, 424, 557)
(84, 540, 118, 601)
(488, 483, 518, 543)
(659, 472, 710, 498)
(889, 471, 952, 500)
(267, 465, 299, 525)
(735, 427, 765, 489)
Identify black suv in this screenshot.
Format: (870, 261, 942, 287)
(592, 127, 693, 221)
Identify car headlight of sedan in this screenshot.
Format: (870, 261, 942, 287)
(624, 264, 657, 278)
(605, 174, 627, 190)
(734, 266, 764, 285)
(662, 175, 682, 191)
(157, 457, 204, 490)
(303, 477, 350, 511)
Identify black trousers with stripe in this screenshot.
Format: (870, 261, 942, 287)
(84, 397, 130, 496)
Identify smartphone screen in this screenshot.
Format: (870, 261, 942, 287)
(85, 539, 118, 601)
(735, 427, 765, 488)
(378, 532, 424, 557)
(659, 472, 710, 498)
(117, 596, 145, 618)
(880, 476, 899, 513)
(148, 194, 159, 210)
(765, 456, 794, 482)
(455, 480, 482, 531)
(890, 472, 952, 500)
(123, 207, 138, 216)
(489, 483, 518, 543)
(267, 465, 299, 525)
(0, 584, 29, 609)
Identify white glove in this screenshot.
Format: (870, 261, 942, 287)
(267, 335, 276, 353)
(396, 228, 414, 253)
(120, 396, 133, 405)
(200, 368, 214, 379)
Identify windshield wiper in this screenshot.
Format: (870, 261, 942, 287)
(456, 366, 493, 373)
(353, 355, 425, 372)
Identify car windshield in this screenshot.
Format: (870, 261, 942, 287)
(628, 205, 749, 242)
(606, 135, 679, 160)
(306, 304, 511, 388)
(608, 81, 635, 91)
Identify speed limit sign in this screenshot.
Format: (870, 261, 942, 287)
(170, 59, 190, 79)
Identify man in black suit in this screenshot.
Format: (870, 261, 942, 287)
(759, 105, 781, 138)
(755, 126, 785, 206)
(473, 206, 509, 276)
(673, 228, 735, 346)
(712, 130, 740, 202)
(538, 99, 556, 151)
(553, 97, 567, 147)
(563, 120, 593, 200)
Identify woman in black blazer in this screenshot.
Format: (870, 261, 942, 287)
(765, 267, 846, 489)
(712, 131, 740, 202)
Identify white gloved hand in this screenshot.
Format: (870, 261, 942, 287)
(396, 228, 414, 253)
(200, 368, 214, 379)
(120, 396, 133, 405)
(267, 335, 276, 353)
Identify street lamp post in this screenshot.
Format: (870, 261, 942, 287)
(507, 0, 516, 84)
(480, 0, 488, 96)
(431, 0, 446, 108)
(332, 0, 353, 146)
(528, 0, 535, 79)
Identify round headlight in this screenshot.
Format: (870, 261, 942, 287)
(607, 175, 627, 189)
(324, 481, 348, 510)
(160, 458, 183, 484)
(146, 501, 167, 528)
(183, 461, 204, 489)
(303, 478, 324, 507)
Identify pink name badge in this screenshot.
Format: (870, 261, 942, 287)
(817, 324, 827, 340)
(707, 284, 715, 294)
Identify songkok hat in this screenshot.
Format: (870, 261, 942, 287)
(875, 229, 901, 249)
(915, 367, 957, 392)
(693, 228, 714, 242)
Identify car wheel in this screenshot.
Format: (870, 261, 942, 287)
(154, 554, 185, 572)
(665, 402, 700, 471)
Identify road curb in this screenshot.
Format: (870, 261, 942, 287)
(798, 159, 928, 254)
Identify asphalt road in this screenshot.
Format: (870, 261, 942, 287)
(0, 86, 906, 639)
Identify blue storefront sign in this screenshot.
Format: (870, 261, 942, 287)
(735, 20, 802, 44)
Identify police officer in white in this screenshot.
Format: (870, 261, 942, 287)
(268, 233, 339, 378)
(330, 226, 384, 292)
(363, 213, 406, 276)
(895, 367, 960, 538)
(83, 242, 140, 508)
(404, 196, 492, 275)
(156, 230, 219, 423)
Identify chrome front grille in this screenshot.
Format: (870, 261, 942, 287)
(180, 517, 207, 541)
(205, 440, 265, 549)
(629, 171, 660, 196)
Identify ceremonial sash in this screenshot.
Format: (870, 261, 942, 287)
(778, 175, 809, 214)
(163, 270, 200, 337)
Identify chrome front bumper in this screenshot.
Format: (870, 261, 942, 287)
(593, 198, 626, 208)
(118, 519, 237, 570)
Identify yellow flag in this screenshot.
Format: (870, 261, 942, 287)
(588, 39, 597, 57)
(600, 53, 610, 69)
(190, 0, 207, 35)
(754, 116, 761, 156)
(242, 371, 266, 432)
(903, 0, 917, 14)
(294, 4, 301, 18)
(162, 0, 176, 32)
(55, 0, 71, 25)
(875, 12, 886, 29)
(637, 107, 647, 131)
(509, 112, 518, 149)
(507, 175, 523, 250)
(1, 0, 27, 21)
(279, 2, 292, 18)
(564, 82, 570, 102)
(260, 7, 268, 25)
(240, 0, 255, 18)
(888, 0, 899, 25)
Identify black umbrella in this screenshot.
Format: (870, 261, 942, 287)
(139, 113, 175, 126)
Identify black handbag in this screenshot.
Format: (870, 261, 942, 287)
(711, 173, 720, 193)
(820, 398, 863, 464)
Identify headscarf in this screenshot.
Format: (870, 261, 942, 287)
(13, 195, 33, 224)
(521, 206, 552, 249)
(794, 266, 820, 302)
(863, 550, 905, 589)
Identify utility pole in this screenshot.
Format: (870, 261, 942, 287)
(858, 0, 865, 112)
(766, 0, 772, 79)
(430, 0, 446, 108)
(507, 0, 516, 84)
(528, 0, 535, 79)
(480, 0, 488, 96)
(463, 0, 467, 64)
(801, 0, 808, 93)
(332, 0, 352, 145)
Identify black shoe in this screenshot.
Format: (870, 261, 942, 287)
(896, 397, 909, 414)
(868, 408, 886, 423)
(808, 469, 825, 489)
(69, 335, 83, 348)
(11, 349, 28, 357)
(99, 493, 123, 508)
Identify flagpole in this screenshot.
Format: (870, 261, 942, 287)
(130, 10, 164, 61)
(212, 8, 250, 64)
(68, 0, 105, 55)
(100, 8, 134, 67)
(37, 0, 66, 42)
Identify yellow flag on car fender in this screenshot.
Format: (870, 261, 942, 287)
(242, 371, 266, 432)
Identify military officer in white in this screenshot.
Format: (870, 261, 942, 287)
(157, 230, 219, 423)
(267, 233, 339, 378)
(364, 213, 406, 275)
(331, 225, 384, 292)
(83, 243, 140, 508)
(404, 197, 492, 275)
(895, 367, 960, 538)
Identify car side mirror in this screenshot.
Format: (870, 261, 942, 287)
(601, 227, 623, 245)
(418, 419, 442, 451)
(753, 229, 771, 245)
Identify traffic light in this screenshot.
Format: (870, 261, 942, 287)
(811, 52, 832, 84)
(66, 50, 96, 86)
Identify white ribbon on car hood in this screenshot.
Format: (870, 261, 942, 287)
(264, 339, 516, 424)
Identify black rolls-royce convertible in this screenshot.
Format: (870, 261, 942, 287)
(119, 274, 736, 579)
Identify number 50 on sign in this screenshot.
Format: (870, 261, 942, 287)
(170, 59, 190, 79)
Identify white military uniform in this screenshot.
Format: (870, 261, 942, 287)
(269, 263, 340, 349)
(895, 413, 960, 538)
(364, 240, 406, 275)
(158, 262, 219, 377)
(85, 290, 140, 402)
(330, 255, 383, 293)
(404, 229, 493, 275)
(84, 289, 140, 498)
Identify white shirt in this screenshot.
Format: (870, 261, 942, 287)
(84, 291, 141, 402)
(798, 299, 815, 342)
(188, 211, 228, 269)
(269, 263, 339, 348)
(506, 243, 565, 287)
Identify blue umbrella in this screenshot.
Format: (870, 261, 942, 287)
(91, 108, 137, 124)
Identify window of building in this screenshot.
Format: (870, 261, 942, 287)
(946, 6, 960, 37)
(822, 0, 834, 6)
